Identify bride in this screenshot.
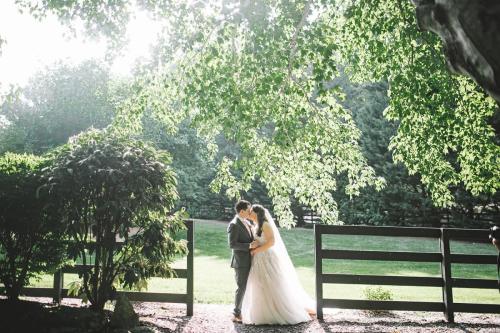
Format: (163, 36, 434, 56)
(241, 204, 316, 325)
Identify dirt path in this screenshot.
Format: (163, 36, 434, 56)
(134, 302, 499, 333)
(23, 298, 500, 332)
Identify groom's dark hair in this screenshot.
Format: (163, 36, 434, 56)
(235, 200, 251, 214)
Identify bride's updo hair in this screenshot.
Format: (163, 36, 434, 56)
(252, 204, 267, 237)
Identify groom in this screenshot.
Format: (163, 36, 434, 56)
(227, 199, 259, 322)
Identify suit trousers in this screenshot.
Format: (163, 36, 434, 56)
(233, 266, 251, 316)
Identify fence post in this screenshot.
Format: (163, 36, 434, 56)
(52, 269, 63, 304)
(186, 219, 194, 316)
(314, 224, 324, 320)
(440, 228, 454, 323)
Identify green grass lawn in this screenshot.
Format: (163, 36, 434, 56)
(30, 219, 500, 305)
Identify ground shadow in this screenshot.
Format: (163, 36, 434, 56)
(137, 316, 195, 333)
(318, 315, 500, 333)
(133, 302, 195, 333)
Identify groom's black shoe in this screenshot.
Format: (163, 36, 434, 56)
(231, 314, 242, 323)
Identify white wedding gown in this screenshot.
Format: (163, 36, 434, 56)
(241, 221, 315, 325)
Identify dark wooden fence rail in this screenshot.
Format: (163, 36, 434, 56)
(21, 219, 194, 316)
(314, 225, 500, 322)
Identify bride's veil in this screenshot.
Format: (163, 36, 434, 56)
(264, 208, 315, 310)
(263, 208, 290, 265)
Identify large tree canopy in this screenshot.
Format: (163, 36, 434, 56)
(10, 0, 499, 226)
(0, 60, 114, 154)
(332, 0, 498, 207)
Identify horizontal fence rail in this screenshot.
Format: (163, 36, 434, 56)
(21, 219, 194, 316)
(314, 225, 500, 322)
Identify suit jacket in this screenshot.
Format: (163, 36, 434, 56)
(227, 215, 254, 268)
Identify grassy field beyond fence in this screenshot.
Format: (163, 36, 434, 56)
(30, 219, 500, 305)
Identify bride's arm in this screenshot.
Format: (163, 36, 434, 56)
(251, 222, 275, 255)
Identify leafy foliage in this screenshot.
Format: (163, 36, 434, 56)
(114, 0, 498, 225)
(333, 78, 441, 226)
(331, 0, 499, 206)
(363, 286, 393, 315)
(327, 76, 499, 227)
(0, 60, 265, 221)
(12, 0, 499, 226)
(140, 105, 272, 220)
(0, 60, 114, 154)
(141, 116, 231, 219)
(0, 153, 66, 301)
(40, 128, 187, 310)
(363, 286, 393, 302)
(141, 0, 385, 226)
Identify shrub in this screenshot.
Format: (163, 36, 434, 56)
(362, 286, 394, 315)
(0, 153, 67, 301)
(363, 286, 393, 301)
(41, 129, 187, 311)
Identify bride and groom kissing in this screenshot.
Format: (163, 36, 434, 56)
(227, 200, 316, 325)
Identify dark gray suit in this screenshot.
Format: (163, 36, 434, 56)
(227, 216, 254, 316)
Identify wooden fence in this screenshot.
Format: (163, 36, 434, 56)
(314, 225, 500, 322)
(21, 219, 194, 316)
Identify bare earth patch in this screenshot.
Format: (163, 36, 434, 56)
(23, 298, 500, 332)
